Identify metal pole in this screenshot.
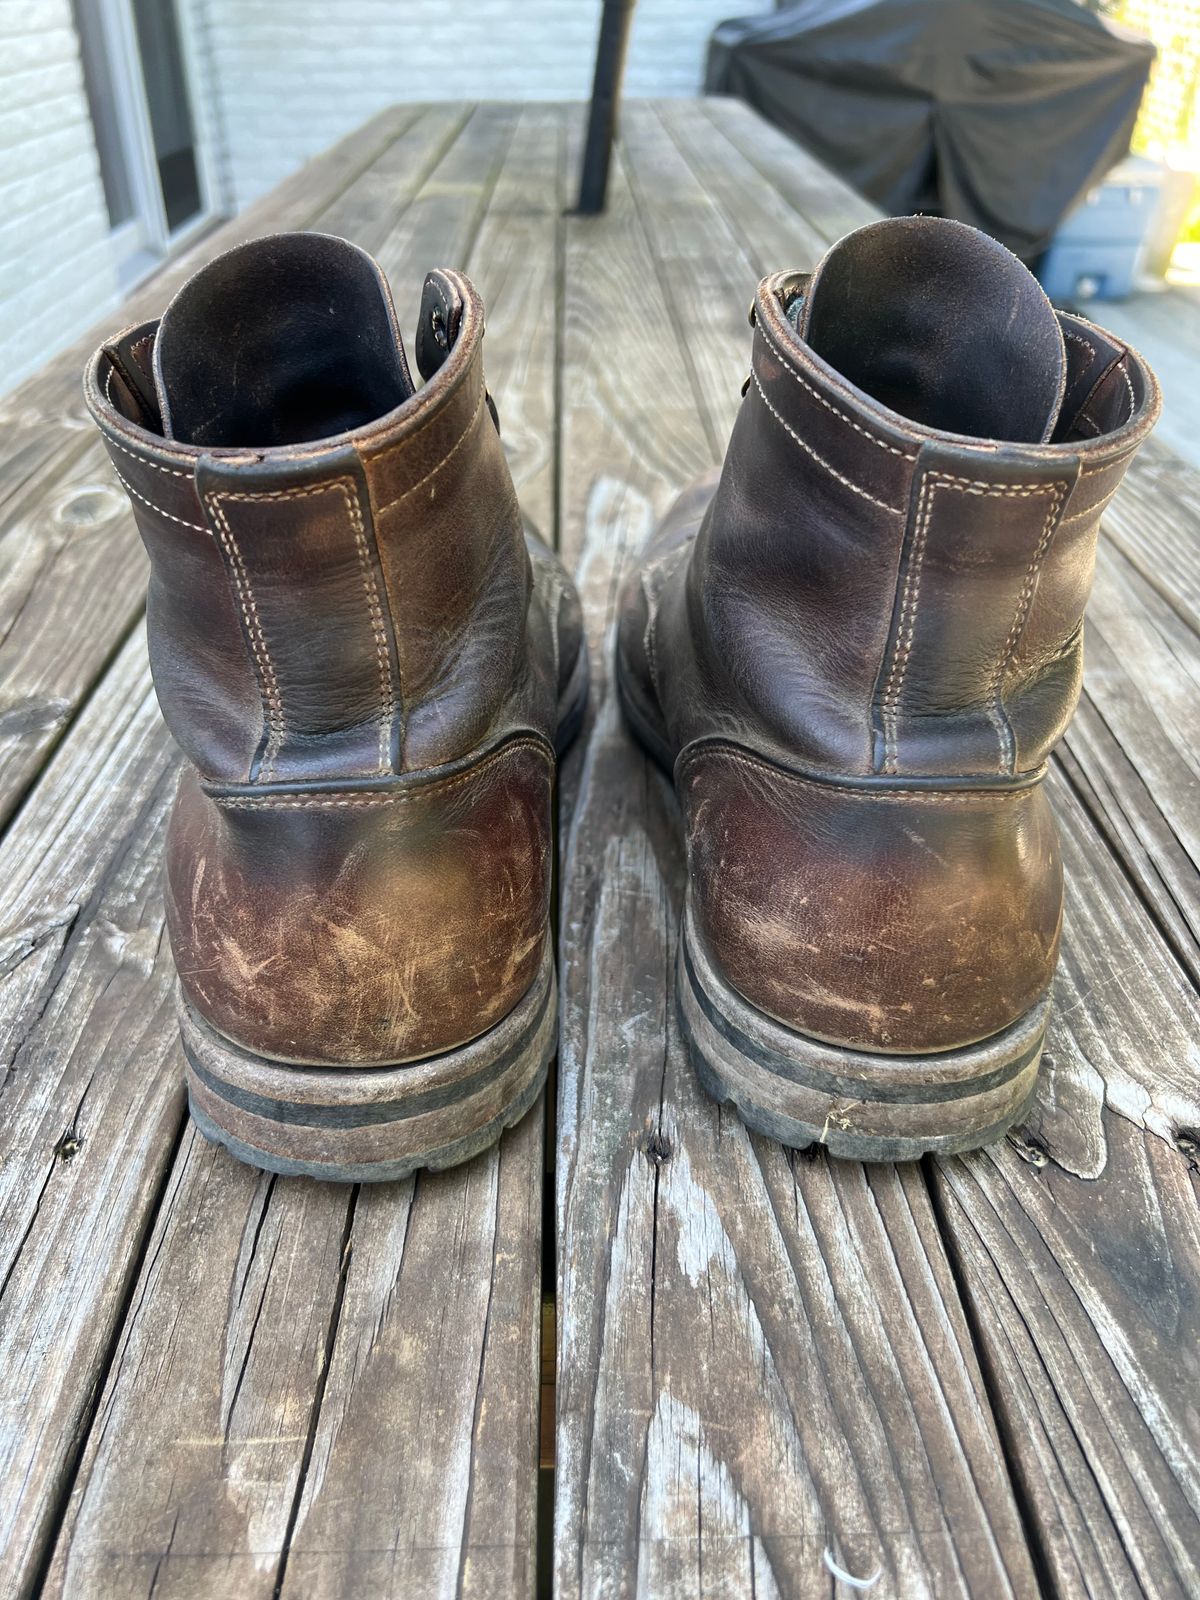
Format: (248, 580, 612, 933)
(576, 0, 637, 214)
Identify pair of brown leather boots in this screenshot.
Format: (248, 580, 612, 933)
(87, 219, 1158, 1178)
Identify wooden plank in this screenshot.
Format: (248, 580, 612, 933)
(554, 123, 1039, 1596)
(43, 1137, 354, 1599)
(933, 1109, 1200, 1599)
(926, 761, 1200, 1593)
(0, 630, 183, 1599)
(39, 101, 556, 1600)
(1102, 441, 1200, 637)
(699, 96, 879, 245)
(656, 98, 831, 277)
(1064, 545, 1200, 978)
(460, 104, 568, 543)
(1089, 291, 1200, 472)
(373, 102, 519, 336)
(0, 104, 470, 835)
(0, 439, 146, 827)
(277, 1115, 544, 1600)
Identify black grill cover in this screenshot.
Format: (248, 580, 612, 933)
(705, 0, 1155, 258)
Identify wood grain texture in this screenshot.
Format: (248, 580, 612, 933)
(695, 96, 879, 246)
(10, 103, 553, 1600)
(1065, 542, 1200, 975)
(553, 122, 1038, 1598)
(0, 436, 145, 824)
(654, 99, 831, 280)
(0, 630, 181, 1598)
(932, 1114, 1200, 1599)
(462, 103, 569, 543)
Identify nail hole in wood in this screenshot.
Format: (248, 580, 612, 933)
(1007, 1131, 1049, 1169)
(644, 1129, 672, 1165)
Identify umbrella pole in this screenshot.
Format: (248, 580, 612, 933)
(577, 0, 637, 214)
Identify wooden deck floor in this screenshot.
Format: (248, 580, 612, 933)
(0, 99, 1197, 1600)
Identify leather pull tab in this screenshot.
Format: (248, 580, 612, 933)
(415, 270, 466, 382)
(101, 321, 163, 430)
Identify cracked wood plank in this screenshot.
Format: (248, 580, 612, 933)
(39, 100, 553, 1600)
(553, 113, 1038, 1597)
(0, 628, 182, 1598)
(931, 1113, 1200, 1599)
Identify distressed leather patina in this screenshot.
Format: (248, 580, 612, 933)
(87, 234, 585, 1074)
(619, 217, 1159, 1075)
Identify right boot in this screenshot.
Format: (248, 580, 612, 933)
(617, 216, 1159, 1161)
(85, 232, 587, 1181)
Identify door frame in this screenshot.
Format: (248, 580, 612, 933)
(86, 0, 219, 286)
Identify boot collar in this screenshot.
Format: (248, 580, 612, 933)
(750, 270, 1160, 486)
(84, 260, 491, 488)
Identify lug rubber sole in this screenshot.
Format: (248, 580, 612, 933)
(677, 898, 1047, 1161)
(181, 939, 556, 1181)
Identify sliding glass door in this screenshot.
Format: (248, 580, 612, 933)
(71, 0, 215, 286)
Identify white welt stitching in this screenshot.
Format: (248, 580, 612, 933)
(112, 466, 207, 531)
(1118, 359, 1136, 422)
(877, 470, 1067, 775)
(204, 492, 287, 782)
(750, 369, 905, 515)
(991, 480, 1067, 771)
(374, 386, 486, 514)
(212, 738, 553, 809)
(344, 478, 394, 773)
(1064, 330, 1097, 364)
(878, 472, 935, 774)
(756, 322, 917, 461)
(1081, 451, 1134, 479)
(129, 332, 155, 380)
(100, 428, 191, 479)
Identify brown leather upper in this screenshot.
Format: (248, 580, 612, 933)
(87, 235, 584, 1066)
(618, 217, 1159, 1053)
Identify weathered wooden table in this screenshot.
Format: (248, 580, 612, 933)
(1, 99, 1197, 1600)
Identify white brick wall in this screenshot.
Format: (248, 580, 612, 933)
(196, 0, 765, 208)
(0, 0, 121, 392)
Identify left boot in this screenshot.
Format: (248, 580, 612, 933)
(86, 233, 586, 1180)
(617, 215, 1159, 1160)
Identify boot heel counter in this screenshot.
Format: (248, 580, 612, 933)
(165, 739, 554, 1066)
(679, 746, 1062, 1054)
